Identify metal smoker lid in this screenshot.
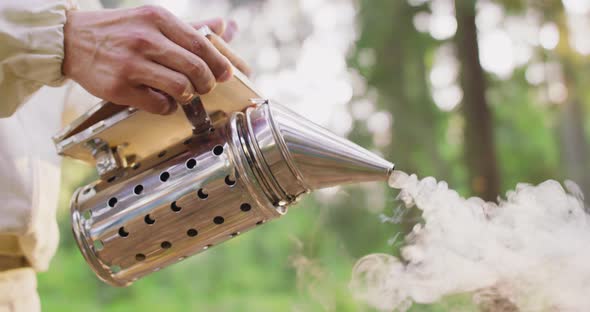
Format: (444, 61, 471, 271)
(53, 70, 262, 168)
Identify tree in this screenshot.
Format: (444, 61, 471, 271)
(454, 0, 500, 201)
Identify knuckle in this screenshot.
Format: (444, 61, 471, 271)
(127, 31, 153, 50)
(168, 77, 189, 97)
(187, 61, 205, 78)
(135, 5, 165, 21)
(190, 37, 208, 54)
(118, 60, 138, 77)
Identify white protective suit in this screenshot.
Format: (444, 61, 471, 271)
(0, 0, 101, 310)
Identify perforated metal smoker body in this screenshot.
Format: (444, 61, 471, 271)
(70, 108, 287, 287)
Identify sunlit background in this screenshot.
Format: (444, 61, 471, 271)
(39, 0, 590, 311)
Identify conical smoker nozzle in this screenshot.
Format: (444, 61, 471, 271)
(244, 102, 394, 205)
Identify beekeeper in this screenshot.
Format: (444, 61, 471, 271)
(0, 0, 245, 310)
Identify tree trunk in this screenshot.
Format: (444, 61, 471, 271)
(558, 63, 590, 199)
(454, 0, 500, 201)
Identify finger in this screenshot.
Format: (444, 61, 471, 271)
(113, 86, 177, 115)
(129, 61, 196, 104)
(151, 89, 178, 114)
(191, 17, 226, 36)
(191, 18, 238, 42)
(146, 36, 217, 95)
(222, 20, 238, 42)
(208, 33, 252, 76)
(157, 15, 233, 82)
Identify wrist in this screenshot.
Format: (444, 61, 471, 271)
(62, 10, 79, 78)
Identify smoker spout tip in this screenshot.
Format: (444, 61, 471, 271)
(387, 165, 395, 177)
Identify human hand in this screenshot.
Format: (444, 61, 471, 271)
(63, 6, 245, 115)
(194, 19, 252, 78)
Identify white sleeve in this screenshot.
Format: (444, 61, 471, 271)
(0, 0, 78, 118)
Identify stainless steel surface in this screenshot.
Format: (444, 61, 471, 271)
(86, 138, 123, 179)
(71, 122, 282, 286)
(245, 103, 394, 200)
(59, 72, 394, 287)
(269, 104, 394, 190)
(247, 104, 308, 204)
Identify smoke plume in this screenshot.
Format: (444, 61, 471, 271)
(351, 171, 590, 312)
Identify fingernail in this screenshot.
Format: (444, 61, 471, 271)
(218, 68, 232, 82)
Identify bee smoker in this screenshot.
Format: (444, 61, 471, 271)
(54, 72, 394, 287)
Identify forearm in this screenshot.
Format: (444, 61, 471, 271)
(0, 0, 77, 117)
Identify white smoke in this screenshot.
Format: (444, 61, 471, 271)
(351, 171, 590, 312)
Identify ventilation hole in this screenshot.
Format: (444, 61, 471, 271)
(230, 232, 240, 238)
(240, 203, 252, 212)
(107, 176, 117, 183)
(132, 163, 141, 170)
(108, 197, 118, 208)
(224, 175, 236, 186)
(135, 253, 146, 261)
(186, 158, 197, 169)
(212, 145, 224, 156)
(160, 171, 170, 182)
(118, 226, 129, 237)
(170, 201, 182, 212)
(183, 138, 192, 145)
(197, 188, 208, 199)
(110, 265, 121, 273)
(82, 210, 92, 220)
(161, 241, 172, 249)
(158, 150, 167, 158)
(144, 214, 155, 225)
(187, 229, 198, 237)
(213, 216, 225, 225)
(93, 240, 104, 251)
(256, 220, 265, 226)
(134, 185, 144, 195)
